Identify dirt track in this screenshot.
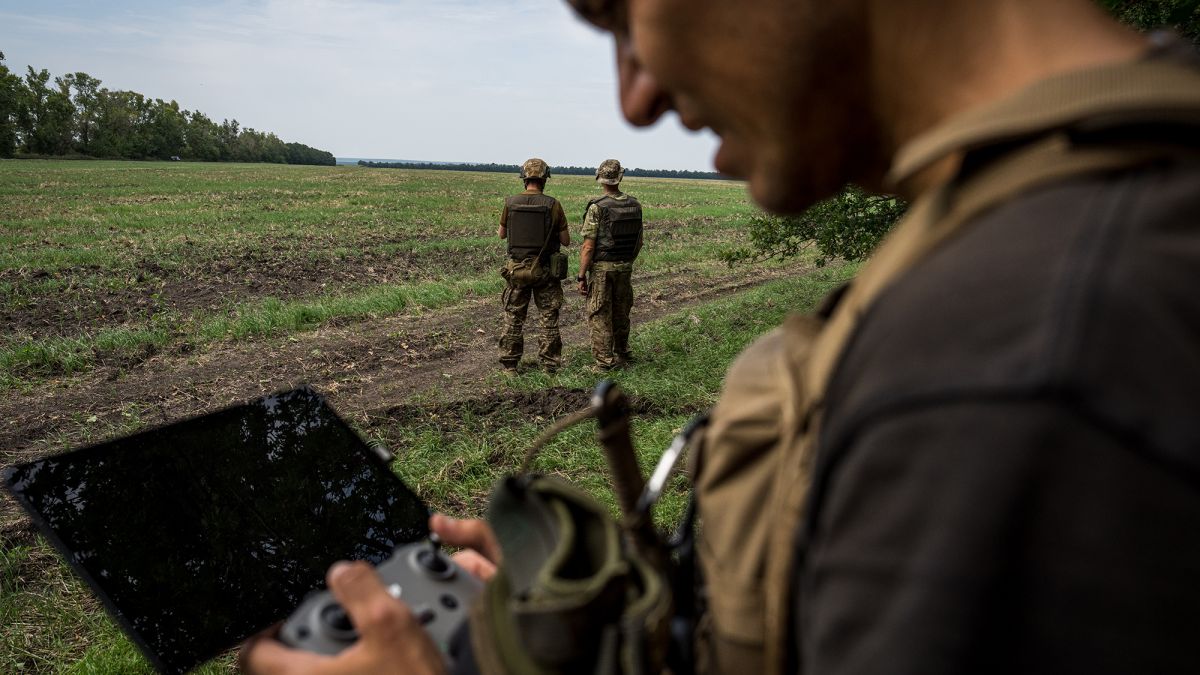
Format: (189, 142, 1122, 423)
(0, 261, 811, 473)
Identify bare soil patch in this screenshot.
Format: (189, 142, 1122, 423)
(0, 240, 496, 338)
(375, 385, 660, 430)
(0, 259, 810, 468)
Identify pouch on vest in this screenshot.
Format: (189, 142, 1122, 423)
(506, 258, 547, 287)
(507, 203, 554, 261)
(547, 252, 568, 280)
(470, 382, 706, 675)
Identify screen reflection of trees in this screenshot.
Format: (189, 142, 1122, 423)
(5, 387, 428, 675)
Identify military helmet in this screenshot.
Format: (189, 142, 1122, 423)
(520, 158, 551, 181)
(595, 158, 624, 185)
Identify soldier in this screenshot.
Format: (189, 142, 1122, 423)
(577, 159, 643, 370)
(244, 1, 1200, 674)
(496, 158, 570, 374)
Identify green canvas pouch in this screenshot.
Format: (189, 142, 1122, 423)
(469, 384, 693, 675)
(548, 252, 568, 280)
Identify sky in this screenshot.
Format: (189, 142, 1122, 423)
(0, 0, 721, 170)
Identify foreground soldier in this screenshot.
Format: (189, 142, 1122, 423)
(577, 159, 643, 370)
(496, 158, 570, 374)
(244, 0, 1200, 673)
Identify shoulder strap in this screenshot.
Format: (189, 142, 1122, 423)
(889, 57, 1200, 187)
(811, 57, 1200, 415)
(583, 196, 605, 225)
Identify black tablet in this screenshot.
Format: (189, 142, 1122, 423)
(2, 386, 429, 674)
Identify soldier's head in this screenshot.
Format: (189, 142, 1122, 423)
(562, 0, 877, 213)
(595, 159, 624, 189)
(561, 0, 1140, 214)
(520, 157, 551, 190)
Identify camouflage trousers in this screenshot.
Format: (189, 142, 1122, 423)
(587, 267, 633, 369)
(499, 275, 564, 370)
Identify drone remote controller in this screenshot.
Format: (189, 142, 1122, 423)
(280, 540, 483, 657)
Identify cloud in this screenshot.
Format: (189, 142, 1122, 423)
(1, 0, 720, 170)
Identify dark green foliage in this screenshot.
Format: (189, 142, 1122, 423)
(20, 67, 76, 155)
(359, 160, 726, 180)
(0, 58, 334, 164)
(1099, 0, 1200, 44)
(723, 187, 907, 267)
(285, 142, 336, 166)
(0, 53, 23, 157)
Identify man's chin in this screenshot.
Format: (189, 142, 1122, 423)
(746, 168, 827, 216)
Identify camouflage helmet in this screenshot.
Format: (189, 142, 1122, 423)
(520, 157, 551, 181)
(595, 159, 624, 185)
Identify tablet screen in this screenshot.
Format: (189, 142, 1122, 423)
(3, 387, 428, 674)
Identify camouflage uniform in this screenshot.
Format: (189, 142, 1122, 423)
(499, 159, 570, 371)
(582, 159, 642, 369)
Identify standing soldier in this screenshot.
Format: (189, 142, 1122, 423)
(497, 158, 571, 374)
(577, 159, 643, 371)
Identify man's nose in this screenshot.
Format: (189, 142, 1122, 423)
(616, 39, 670, 127)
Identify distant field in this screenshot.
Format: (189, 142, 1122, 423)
(0, 159, 852, 673)
(0, 160, 760, 389)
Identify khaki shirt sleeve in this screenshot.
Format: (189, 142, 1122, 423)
(582, 203, 601, 240)
(499, 200, 509, 228)
(552, 201, 569, 233)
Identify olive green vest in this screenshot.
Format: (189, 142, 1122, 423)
(589, 194, 643, 263)
(506, 193, 561, 262)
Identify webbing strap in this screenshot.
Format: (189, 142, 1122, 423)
(888, 59, 1200, 186)
(808, 57, 1200, 417)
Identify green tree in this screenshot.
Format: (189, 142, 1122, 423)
(217, 118, 240, 160)
(184, 110, 221, 161)
(144, 99, 187, 159)
(285, 142, 336, 166)
(0, 52, 25, 157)
(3, 59, 334, 163)
(19, 67, 75, 155)
(1099, 0, 1200, 43)
(58, 71, 102, 154)
(724, 187, 907, 267)
(91, 89, 150, 157)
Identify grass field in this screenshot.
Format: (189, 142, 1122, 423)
(0, 159, 853, 673)
(0, 160, 760, 389)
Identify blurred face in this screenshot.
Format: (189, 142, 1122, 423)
(568, 0, 880, 214)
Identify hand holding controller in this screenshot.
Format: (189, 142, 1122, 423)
(279, 540, 484, 657)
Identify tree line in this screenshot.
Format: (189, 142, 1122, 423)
(357, 160, 726, 181)
(0, 53, 335, 165)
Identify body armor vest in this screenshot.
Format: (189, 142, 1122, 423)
(590, 195, 643, 263)
(505, 193, 561, 262)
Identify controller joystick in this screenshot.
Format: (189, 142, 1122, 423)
(279, 540, 483, 660)
(319, 603, 356, 638)
(418, 548, 451, 576)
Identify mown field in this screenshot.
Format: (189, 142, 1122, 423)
(0, 159, 854, 673)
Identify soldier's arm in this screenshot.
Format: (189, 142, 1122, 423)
(555, 202, 571, 246)
(579, 204, 599, 277)
(634, 228, 643, 257)
(579, 240, 595, 273)
(498, 204, 508, 239)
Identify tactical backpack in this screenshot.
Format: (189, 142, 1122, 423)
(589, 196, 643, 263)
(505, 196, 567, 284)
